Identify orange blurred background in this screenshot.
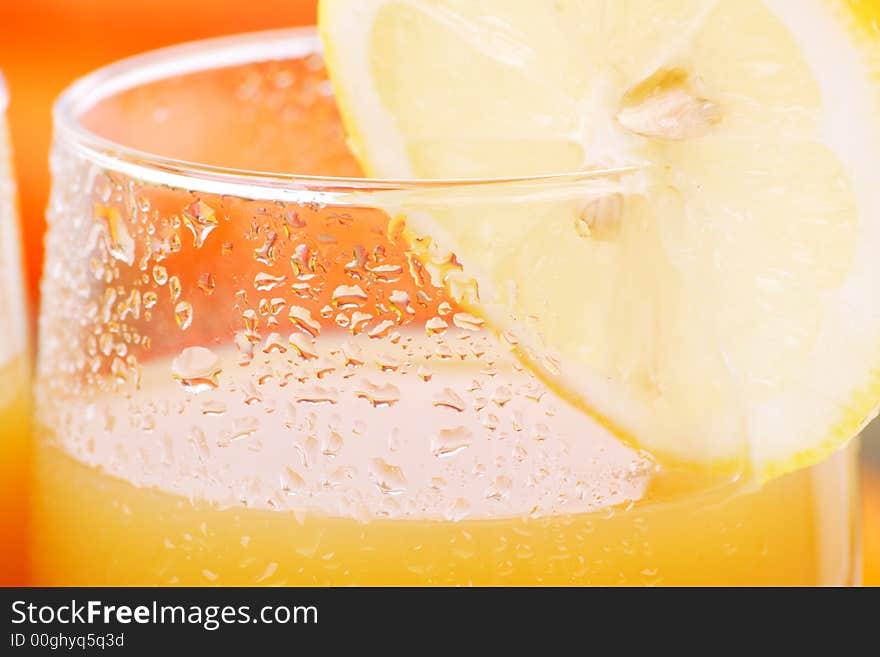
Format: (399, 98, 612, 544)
(0, 0, 877, 585)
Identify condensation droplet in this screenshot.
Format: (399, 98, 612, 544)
(355, 380, 401, 407)
(201, 400, 227, 416)
(389, 290, 414, 317)
(367, 263, 402, 282)
(104, 206, 136, 265)
(291, 243, 316, 280)
(445, 498, 471, 521)
(332, 284, 368, 309)
(367, 320, 395, 339)
(197, 272, 216, 295)
(222, 416, 260, 444)
(262, 332, 287, 354)
(342, 341, 364, 366)
(322, 430, 344, 456)
(349, 311, 372, 335)
(432, 388, 466, 412)
(295, 384, 339, 405)
(426, 317, 448, 336)
(268, 297, 286, 315)
(280, 466, 306, 493)
(376, 352, 401, 372)
(254, 272, 287, 291)
(289, 333, 318, 360)
(174, 301, 193, 330)
(254, 231, 279, 266)
(172, 346, 221, 392)
(369, 458, 407, 495)
(153, 265, 168, 285)
(432, 426, 471, 457)
(182, 200, 219, 248)
(453, 313, 485, 331)
(486, 475, 513, 501)
(188, 427, 210, 462)
(492, 386, 513, 407)
(288, 305, 321, 337)
(168, 275, 182, 302)
(447, 272, 479, 305)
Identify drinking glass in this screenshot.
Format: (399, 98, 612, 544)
(32, 30, 860, 585)
(0, 72, 31, 585)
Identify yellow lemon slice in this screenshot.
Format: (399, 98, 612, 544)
(320, 0, 880, 480)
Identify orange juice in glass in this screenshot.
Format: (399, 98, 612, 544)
(32, 12, 874, 586)
(0, 73, 30, 585)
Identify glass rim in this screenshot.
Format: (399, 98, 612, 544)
(53, 27, 634, 203)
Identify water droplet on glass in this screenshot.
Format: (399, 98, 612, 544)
(486, 475, 513, 501)
(172, 346, 221, 392)
(288, 305, 321, 337)
(432, 388, 466, 412)
(447, 272, 479, 305)
(280, 466, 306, 493)
(143, 291, 158, 308)
(432, 426, 471, 457)
(295, 384, 339, 405)
(169, 275, 182, 302)
(426, 317, 448, 336)
(445, 497, 471, 521)
(254, 231, 279, 265)
(312, 359, 336, 380)
(262, 332, 287, 354)
(99, 332, 114, 356)
(492, 386, 513, 407)
(222, 416, 260, 444)
(342, 341, 364, 367)
(368, 263, 402, 282)
(331, 284, 368, 310)
(290, 244, 316, 280)
(153, 265, 168, 285)
(289, 333, 318, 360)
(254, 272, 287, 291)
(369, 458, 407, 495)
(349, 311, 372, 335)
(268, 297, 285, 315)
(197, 272, 216, 295)
(355, 380, 401, 407)
(389, 290, 415, 317)
(201, 400, 227, 416)
(367, 320, 395, 339)
(453, 313, 485, 331)
(322, 430, 344, 456)
(188, 427, 210, 462)
(174, 301, 193, 330)
(376, 352, 401, 372)
(182, 200, 219, 248)
(95, 205, 136, 265)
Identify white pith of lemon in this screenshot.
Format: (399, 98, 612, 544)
(319, 0, 880, 479)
